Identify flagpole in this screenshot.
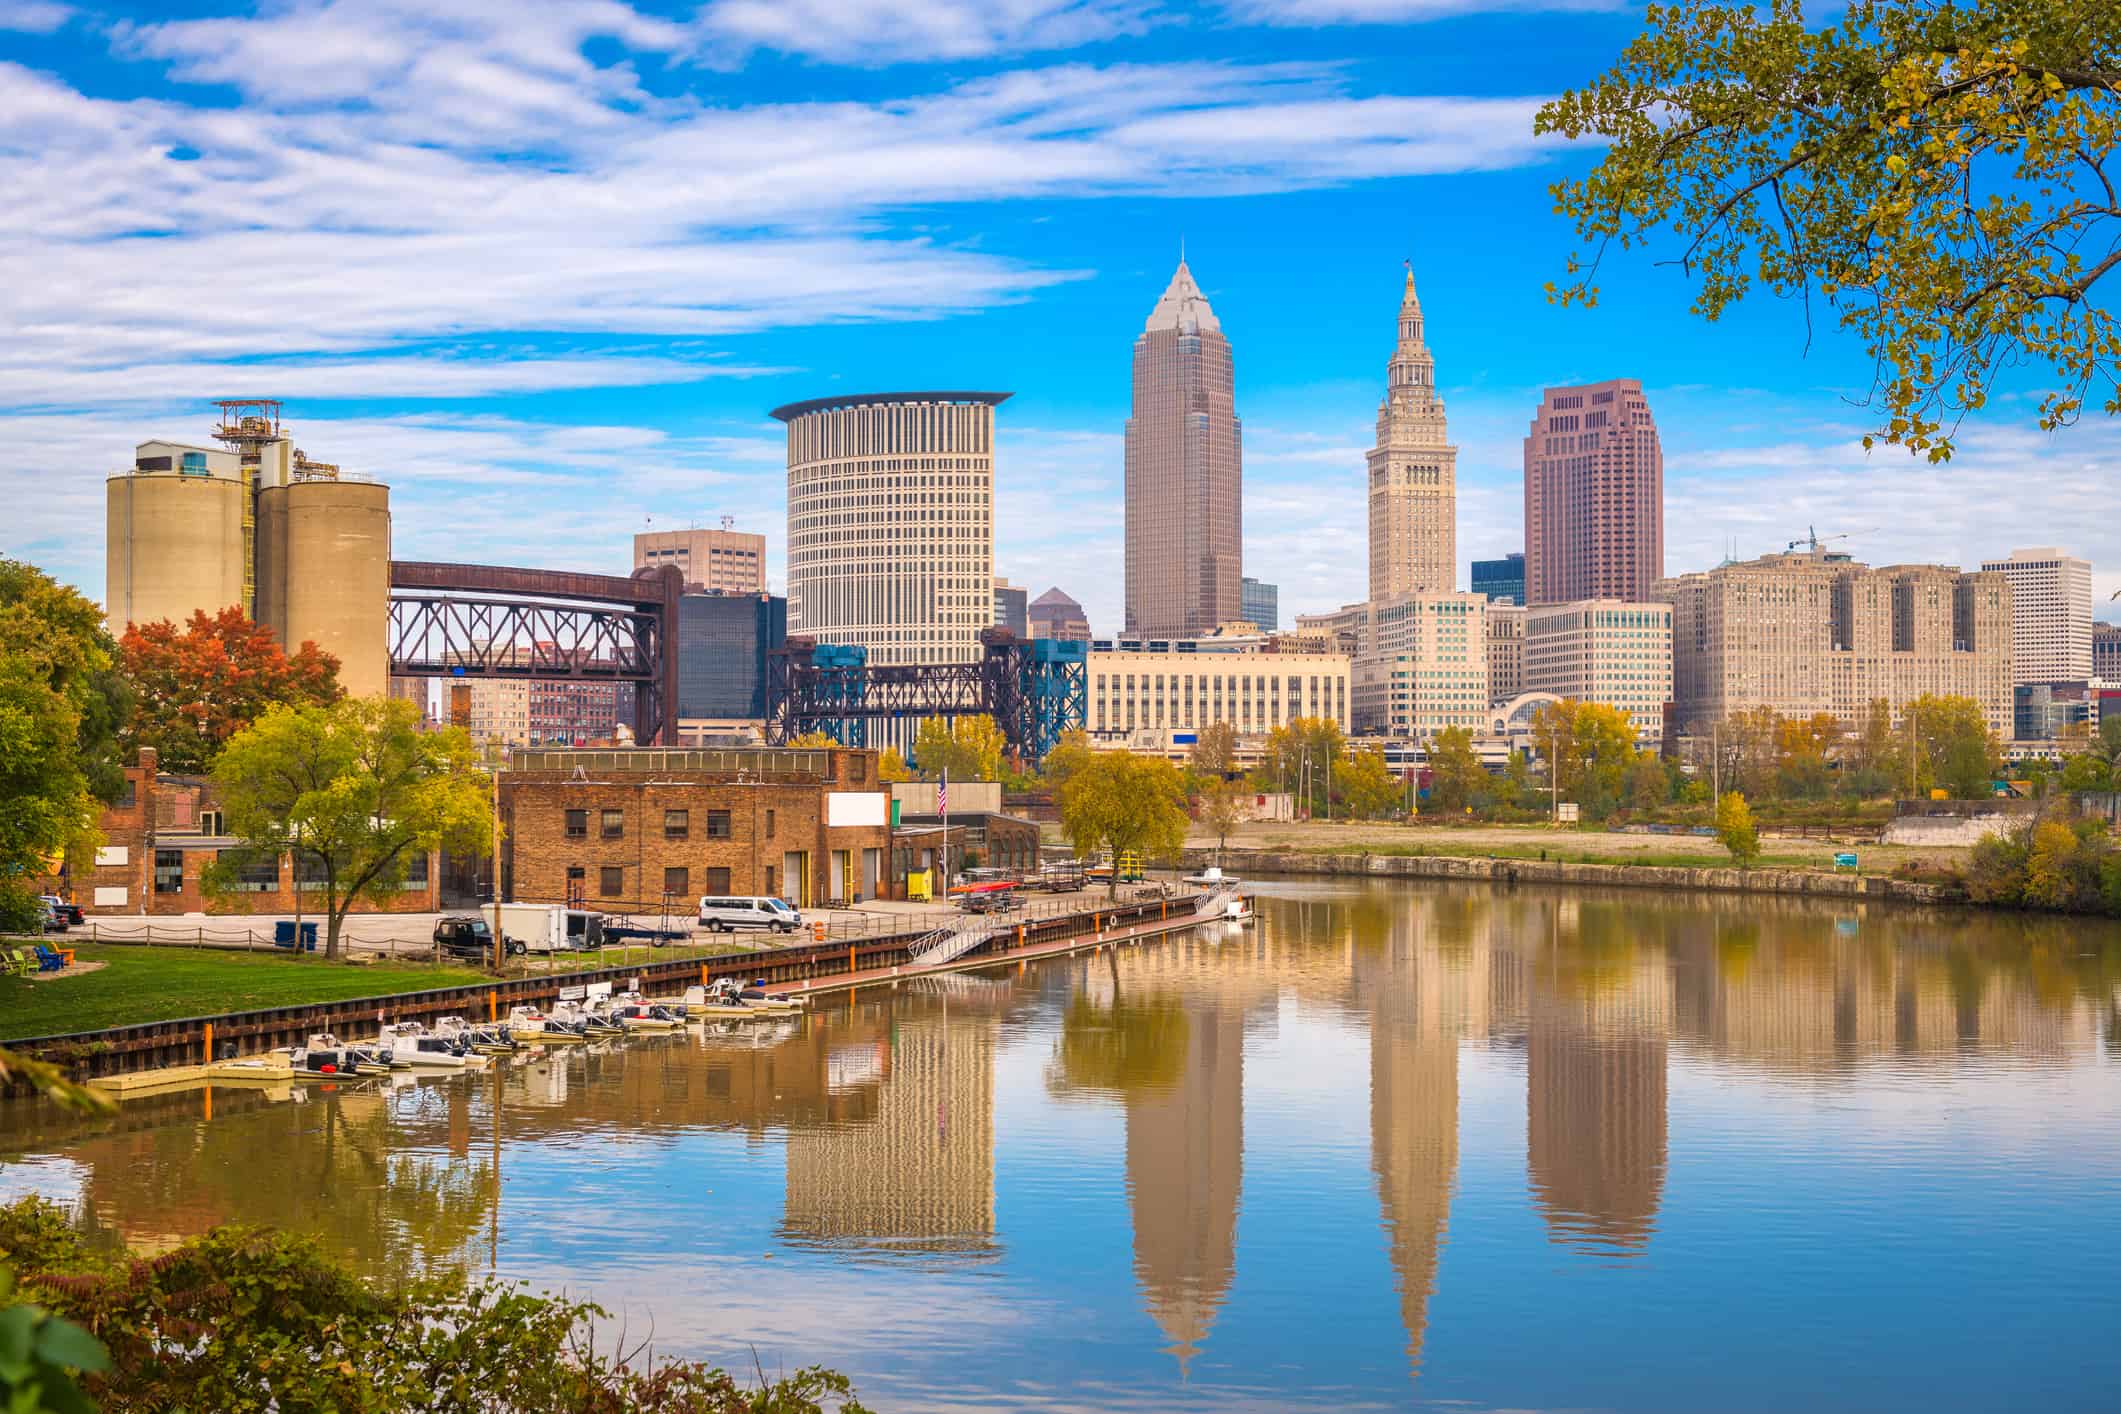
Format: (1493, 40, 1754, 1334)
(940, 766, 950, 887)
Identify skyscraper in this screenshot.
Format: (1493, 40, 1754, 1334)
(1523, 379, 1664, 604)
(1368, 266, 1458, 600)
(1979, 547, 2092, 685)
(634, 524, 765, 593)
(1470, 552, 1524, 606)
(774, 391, 1006, 667)
(1125, 259, 1242, 637)
(1240, 576, 1277, 631)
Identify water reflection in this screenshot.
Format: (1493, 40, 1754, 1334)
(3, 879, 2117, 1411)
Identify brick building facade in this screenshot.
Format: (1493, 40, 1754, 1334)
(53, 748, 440, 916)
(498, 745, 893, 911)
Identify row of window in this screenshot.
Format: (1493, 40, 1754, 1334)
(563, 807, 770, 841)
(155, 849, 429, 893)
(571, 864, 734, 899)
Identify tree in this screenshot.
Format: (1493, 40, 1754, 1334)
(1843, 698, 1902, 797)
(1530, 698, 1639, 817)
(910, 714, 1006, 782)
(1041, 728, 1095, 791)
(209, 698, 492, 958)
(1189, 722, 1240, 783)
(0, 560, 127, 933)
(1253, 716, 1347, 817)
(1195, 778, 1247, 863)
(1625, 754, 1671, 812)
(785, 729, 842, 749)
(118, 607, 341, 773)
(877, 747, 912, 783)
(1335, 744, 1403, 820)
(1426, 725, 1487, 814)
(1540, 0, 2121, 462)
(1056, 751, 1191, 897)
(1905, 693, 2000, 797)
(1775, 712, 1842, 799)
(1715, 790, 1761, 867)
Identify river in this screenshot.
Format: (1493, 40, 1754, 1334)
(5, 878, 2119, 1412)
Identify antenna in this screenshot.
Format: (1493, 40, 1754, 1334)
(721, 514, 734, 533)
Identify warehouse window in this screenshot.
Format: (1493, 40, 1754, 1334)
(599, 866, 624, 897)
(154, 849, 184, 894)
(662, 867, 688, 898)
(565, 809, 587, 839)
(765, 809, 776, 838)
(706, 867, 731, 893)
(664, 809, 689, 840)
(707, 810, 733, 838)
(600, 809, 624, 839)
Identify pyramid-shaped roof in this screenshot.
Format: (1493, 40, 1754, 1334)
(1143, 259, 1221, 335)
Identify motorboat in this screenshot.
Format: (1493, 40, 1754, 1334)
(610, 1001, 682, 1032)
(507, 1004, 587, 1042)
(434, 1015, 517, 1056)
(1183, 865, 1240, 886)
(288, 1032, 392, 1078)
(681, 980, 802, 1018)
(575, 1002, 625, 1037)
(379, 1021, 483, 1069)
(1219, 895, 1256, 926)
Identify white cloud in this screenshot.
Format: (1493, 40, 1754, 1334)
(0, 0, 69, 34)
(1229, 0, 1623, 21)
(700, 0, 1158, 65)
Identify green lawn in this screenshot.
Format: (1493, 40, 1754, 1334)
(0, 945, 491, 1041)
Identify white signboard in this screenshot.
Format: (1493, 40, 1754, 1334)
(585, 981, 612, 1001)
(95, 846, 128, 867)
(558, 984, 587, 1002)
(93, 887, 127, 907)
(1556, 803, 1580, 824)
(826, 791, 888, 828)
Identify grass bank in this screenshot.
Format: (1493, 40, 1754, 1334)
(0, 946, 491, 1041)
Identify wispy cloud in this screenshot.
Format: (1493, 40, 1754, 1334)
(0, 0, 69, 34)
(700, 0, 1159, 64)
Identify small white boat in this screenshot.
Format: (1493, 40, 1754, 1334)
(682, 981, 802, 1018)
(1220, 896, 1255, 926)
(285, 1032, 393, 1078)
(380, 1022, 482, 1069)
(610, 1001, 681, 1032)
(434, 1015, 517, 1056)
(508, 1004, 587, 1042)
(1184, 865, 1240, 886)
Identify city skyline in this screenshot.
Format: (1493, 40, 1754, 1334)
(7, 2, 2119, 635)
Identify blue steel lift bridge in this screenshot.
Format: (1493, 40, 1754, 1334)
(764, 629, 1087, 763)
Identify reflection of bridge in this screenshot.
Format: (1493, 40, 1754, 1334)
(387, 562, 682, 745)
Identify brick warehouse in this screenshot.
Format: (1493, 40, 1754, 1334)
(499, 745, 893, 911)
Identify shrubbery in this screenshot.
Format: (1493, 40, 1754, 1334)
(1966, 816, 2121, 915)
(0, 1198, 869, 1413)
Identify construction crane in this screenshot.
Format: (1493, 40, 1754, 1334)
(1786, 525, 1878, 554)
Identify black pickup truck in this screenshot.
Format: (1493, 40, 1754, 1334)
(433, 915, 525, 961)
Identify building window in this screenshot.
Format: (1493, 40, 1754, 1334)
(664, 809, 689, 840)
(662, 866, 689, 898)
(219, 851, 280, 893)
(118, 779, 137, 808)
(599, 866, 624, 898)
(600, 809, 624, 839)
(707, 810, 733, 838)
(565, 865, 585, 898)
(404, 853, 428, 888)
(706, 866, 732, 894)
(565, 809, 587, 839)
(765, 809, 776, 838)
(154, 849, 184, 894)
(764, 865, 776, 895)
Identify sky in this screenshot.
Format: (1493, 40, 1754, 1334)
(3, 0, 2116, 635)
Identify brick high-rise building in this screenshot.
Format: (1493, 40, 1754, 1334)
(1978, 547, 2092, 685)
(633, 524, 766, 594)
(1368, 266, 1457, 600)
(1524, 380, 1664, 605)
(1657, 551, 2012, 738)
(1125, 259, 1242, 637)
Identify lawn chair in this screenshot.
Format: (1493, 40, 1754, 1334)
(33, 946, 66, 972)
(3, 949, 34, 978)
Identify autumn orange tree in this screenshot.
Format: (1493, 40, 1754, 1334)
(118, 607, 342, 772)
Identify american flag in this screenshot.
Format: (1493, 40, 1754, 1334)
(937, 769, 947, 815)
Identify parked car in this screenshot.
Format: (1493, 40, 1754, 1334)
(38, 900, 69, 934)
(696, 895, 803, 934)
(433, 914, 524, 961)
(39, 896, 83, 927)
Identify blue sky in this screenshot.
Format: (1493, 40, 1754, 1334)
(4, 0, 2116, 634)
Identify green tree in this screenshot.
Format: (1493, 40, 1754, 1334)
(1843, 698, 1902, 798)
(1530, 698, 1639, 818)
(0, 560, 127, 933)
(1426, 725, 1487, 815)
(1540, 0, 2121, 461)
(117, 607, 342, 774)
(1253, 716, 1347, 817)
(1625, 754, 1671, 812)
(1057, 751, 1191, 897)
(1188, 721, 1240, 793)
(209, 698, 492, 958)
(1906, 693, 2000, 797)
(1715, 790, 1761, 866)
(911, 714, 1006, 781)
(1195, 777, 1247, 863)
(1041, 728, 1095, 790)
(1335, 744, 1403, 820)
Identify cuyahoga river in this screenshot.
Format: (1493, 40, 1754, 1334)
(6, 878, 2121, 1411)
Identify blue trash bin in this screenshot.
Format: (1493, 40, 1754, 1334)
(274, 921, 318, 950)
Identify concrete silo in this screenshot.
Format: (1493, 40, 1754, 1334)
(277, 479, 392, 697)
(104, 443, 247, 630)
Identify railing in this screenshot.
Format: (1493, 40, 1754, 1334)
(906, 916, 999, 970)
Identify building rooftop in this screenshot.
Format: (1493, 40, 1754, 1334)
(1142, 259, 1221, 335)
(769, 391, 1013, 422)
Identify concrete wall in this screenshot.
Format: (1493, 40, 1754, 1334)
(1185, 847, 1952, 905)
(891, 780, 1003, 816)
(1881, 815, 2017, 847)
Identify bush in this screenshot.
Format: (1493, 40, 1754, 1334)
(0, 1199, 870, 1413)
(1965, 815, 2121, 915)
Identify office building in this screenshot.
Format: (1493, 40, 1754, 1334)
(1241, 576, 1278, 632)
(1029, 586, 1092, 642)
(1125, 259, 1242, 636)
(1471, 553, 1525, 606)
(1303, 595, 1489, 739)
(1368, 266, 1458, 600)
(1523, 600, 1674, 742)
(633, 524, 766, 594)
(774, 391, 1004, 668)
(675, 591, 786, 735)
(106, 402, 391, 696)
(1657, 550, 2013, 738)
(1086, 636, 1350, 737)
(993, 578, 1029, 638)
(2096, 622, 2121, 683)
(2015, 682, 2101, 743)
(1523, 380, 1663, 605)
(1979, 547, 2093, 685)
(1486, 603, 1525, 705)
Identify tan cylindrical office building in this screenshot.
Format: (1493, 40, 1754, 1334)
(773, 391, 1007, 668)
(105, 462, 247, 630)
(277, 480, 392, 697)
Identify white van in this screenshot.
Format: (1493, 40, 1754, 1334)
(696, 896, 804, 934)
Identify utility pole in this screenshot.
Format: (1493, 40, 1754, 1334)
(1711, 720, 1721, 801)
(490, 764, 504, 971)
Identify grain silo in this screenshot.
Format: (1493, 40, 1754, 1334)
(278, 479, 392, 697)
(104, 442, 247, 630)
